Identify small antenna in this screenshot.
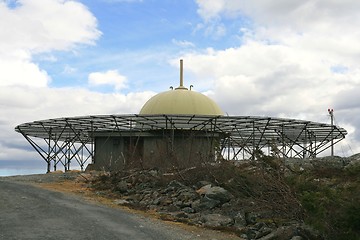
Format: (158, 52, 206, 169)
(180, 59, 183, 87)
(175, 59, 187, 90)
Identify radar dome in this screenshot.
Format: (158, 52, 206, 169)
(139, 60, 223, 116)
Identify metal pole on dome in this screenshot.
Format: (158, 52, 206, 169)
(180, 59, 184, 87)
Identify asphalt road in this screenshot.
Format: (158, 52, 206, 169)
(0, 180, 238, 240)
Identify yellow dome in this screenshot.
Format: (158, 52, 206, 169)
(139, 87, 224, 116)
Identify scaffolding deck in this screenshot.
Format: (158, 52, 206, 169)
(15, 114, 347, 172)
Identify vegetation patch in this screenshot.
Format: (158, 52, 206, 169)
(90, 155, 360, 240)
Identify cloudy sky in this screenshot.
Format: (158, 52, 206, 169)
(1, 0, 359, 176)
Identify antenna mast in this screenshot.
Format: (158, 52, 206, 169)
(176, 59, 187, 90)
(180, 59, 183, 87)
(328, 108, 334, 156)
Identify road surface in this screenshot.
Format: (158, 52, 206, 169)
(0, 180, 240, 240)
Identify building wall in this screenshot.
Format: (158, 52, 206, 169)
(92, 137, 125, 171)
(91, 136, 143, 171)
(90, 130, 221, 171)
(142, 134, 217, 169)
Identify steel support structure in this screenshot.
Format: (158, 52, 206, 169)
(16, 121, 93, 173)
(15, 114, 347, 172)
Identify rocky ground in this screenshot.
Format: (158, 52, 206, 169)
(4, 154, 359, 240)
(2, 171, 242, 240)
(88, 154, 360, 240)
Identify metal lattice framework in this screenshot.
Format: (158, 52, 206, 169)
(15, 114, 347, 172)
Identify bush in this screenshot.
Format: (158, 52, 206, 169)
(289, 165, 360, 240)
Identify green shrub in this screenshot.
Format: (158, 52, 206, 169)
(290, 167, 360, 240)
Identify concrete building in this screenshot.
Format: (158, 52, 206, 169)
(91, 60, 224, 171)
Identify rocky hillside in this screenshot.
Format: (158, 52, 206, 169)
(90, 154, 360, 240)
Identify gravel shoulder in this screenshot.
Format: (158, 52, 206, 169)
(0, 172, 242, 240)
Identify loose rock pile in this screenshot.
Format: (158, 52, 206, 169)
(90, 154, 360, 239)
(91, 166, 322, 239)
(284, 153, 360, 173)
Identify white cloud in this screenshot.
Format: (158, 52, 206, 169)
(196, 0, 228, 22)
(63, 64, 77, 74)
(189, 0, 360, 155)
(196, 0, 360, 25)
(0, 0, 101, 52)
(196, 0, 360, 64)
(0, 0, 101, 88)
(0, 50, 50, 87)
(172, 39, 195, 48)
(88, 70, 128, 91)
(192, 0, 360, 114)
(102, 0, 143, 3)
(0, 86, 153, 120)
(0, 0, 103, 173)
(181, 42, 343, 115)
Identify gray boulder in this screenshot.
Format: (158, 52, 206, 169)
(192, 197, 220, 211)
(196, 184, 233, 204)
(201, 213, 234, 228)
(257, 225, 294, 240)
(233, 211, 247, 227)
(312, 156, 347, 169)
(114, 180, 128, 193)
(284, 158, 314, 172)
(345, 153, 360, 170)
